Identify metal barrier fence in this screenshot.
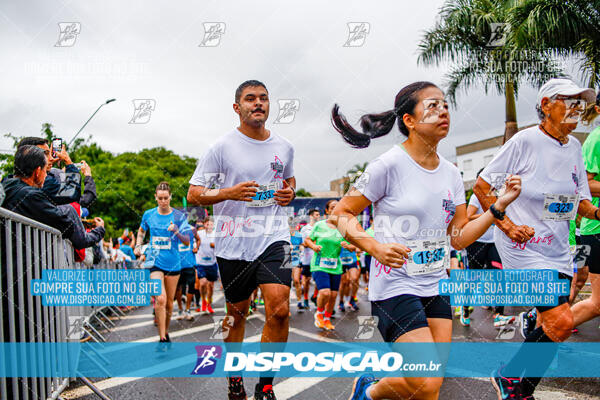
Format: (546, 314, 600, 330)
(0, 207, 131, 400)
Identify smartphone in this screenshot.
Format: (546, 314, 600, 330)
(51, 138, 62, 156)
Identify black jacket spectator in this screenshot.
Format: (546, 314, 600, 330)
(3, 177, 105, 249)
(80, 174, 97, 209)
(43, 165, 82, 205)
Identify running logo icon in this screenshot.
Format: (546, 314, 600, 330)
(352, 172, 370, 195)
(271, 156, 284, 179)
(210, 316, 234, 340)
(55, 23, 81, 47)
(129, 99, 156, 124)
(274, 99, 300, 124)
(354, 316, 378, 339)
(199, 22, 226, 47)
(486, 23, 507, 47)
(344, 22, 370, 47)
(191, 345, 222, 375)
(204, 172, 226, 189)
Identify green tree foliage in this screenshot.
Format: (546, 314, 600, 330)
(71, 145, 198, 237)
(295, 188, 312, 197)
(1, 124, 198, 238)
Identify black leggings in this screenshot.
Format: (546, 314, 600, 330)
(466, 241, 505, 315)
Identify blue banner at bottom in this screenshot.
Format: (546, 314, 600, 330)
(1, 342, 600, 378)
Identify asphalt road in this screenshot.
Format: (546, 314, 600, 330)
(62, 284, 600, 400)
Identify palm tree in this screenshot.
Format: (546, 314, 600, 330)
(509, 0, 600, 88)
(418, 0, 564, 142)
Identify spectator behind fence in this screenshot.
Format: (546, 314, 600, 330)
(2, 145, 105, 249)
(15, 137, 83, 205)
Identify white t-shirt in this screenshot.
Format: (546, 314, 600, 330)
(480, 126, 591, 276)
(468, 194, 495, 243)
(195, 229, 216, 266)
(300, 223, 315, 265)
(189, 129, 294, 261)
(357, 145, 466, 300)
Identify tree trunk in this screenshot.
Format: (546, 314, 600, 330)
(503, 80, 518, 143)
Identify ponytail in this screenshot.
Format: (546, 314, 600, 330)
(331, 81, 439, 148)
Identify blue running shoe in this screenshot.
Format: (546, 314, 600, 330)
(349, 374, 377, 400)
(490, 367, 522, 400)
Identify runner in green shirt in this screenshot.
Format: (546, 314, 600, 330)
(573, 94, 600, 328)
(304, 199, 357, 330)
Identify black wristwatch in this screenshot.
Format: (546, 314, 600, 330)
(489, 203, 505, 220)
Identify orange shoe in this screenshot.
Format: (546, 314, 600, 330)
(314, 312, 326, 329)
(323, 319, 335, 330)
(207, 303, 214, 314)
(201, 300, 207, 312)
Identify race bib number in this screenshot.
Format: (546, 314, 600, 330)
(542, 194, 579, 221)
(404, 237, 448, 276)
(152, 236, 171, 250)
(319, 257, 338, 269)
(178, 243, 191, 252)
(247, 182, 278, 208)
(340, 256, 354, 265)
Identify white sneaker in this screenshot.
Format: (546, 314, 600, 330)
(177, 310, 184, 320)
(184, 310, 193, 321)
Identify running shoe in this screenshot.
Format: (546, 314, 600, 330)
(314, 312, 326, 329)
(184, 310, 193, 321)
(460, 314, 470, 327)
(259, 298, 265, 306)
(297, 301, 305, 312)
(227, 377, 247, 400)
(323, 319, 335, 331)
(254, 384, 276, 400)
(493, 314, 515, 328)
(519, 309, 537, 339)
(310, 294, 318, 307)
(155, 337, 168, 352)
(348, 298, 360, 311)
(303, 299, 309, 309)
(454, 306, 462, 317)
(331, 309, 336, 319)
(490, 367, 522, 400)
(177, 310, 184, 320)
(207, 304, 214, 314)
(195, 307, 200, 312)
(338, 302, 346, 312)
(247, 305, 254, 315)
(572, 327, 579, 334)
(202, 300, 207, 312)
(250, 301, 257, 312)
(348, 374, 377, 400)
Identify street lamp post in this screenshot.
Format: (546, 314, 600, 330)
(68, 98, 116, 146)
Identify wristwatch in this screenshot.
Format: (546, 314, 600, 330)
(489, 203, 505, 220)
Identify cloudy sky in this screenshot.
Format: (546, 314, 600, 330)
(0, 0, 591, 191)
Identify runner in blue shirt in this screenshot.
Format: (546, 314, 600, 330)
(176, 227, 200, 321)
(290, 225, 305, 312)
(134, 181, 192, 349)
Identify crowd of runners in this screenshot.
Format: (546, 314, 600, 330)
(132, 78, 600, 400)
